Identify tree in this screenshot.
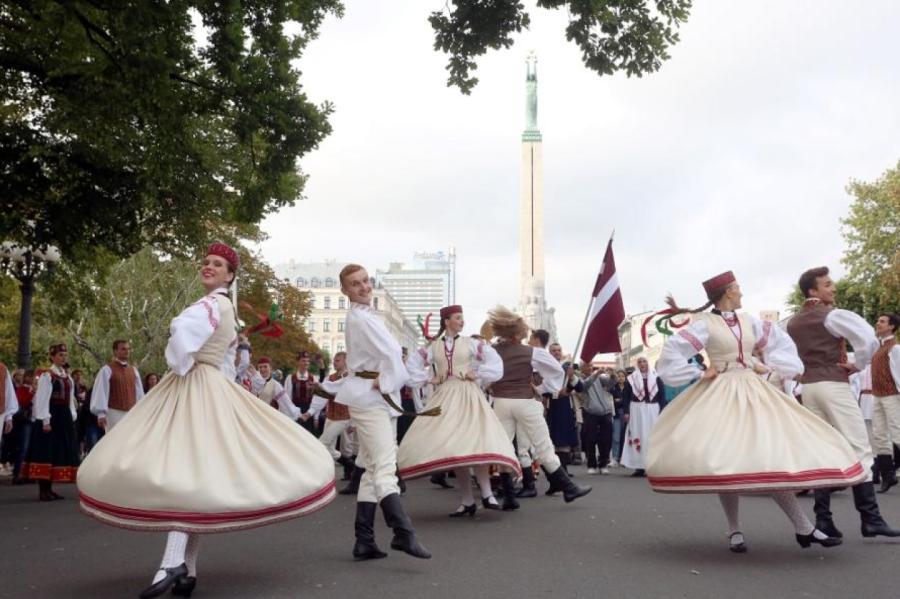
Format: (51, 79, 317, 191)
(430, 0, 693, 94)
(1, 1, 340, 261)
(841, 161, 900, 319)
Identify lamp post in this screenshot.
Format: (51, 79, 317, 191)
(0, 241, 60, 369)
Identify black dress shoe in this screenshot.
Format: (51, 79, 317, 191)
(796, 530, 842, 548)
(139, 564, 188, 599)
(430, 473, 453, 489)
(449, 503, 477, 518)
(481, 496, 501, 510)
(171, 575, 197, 597)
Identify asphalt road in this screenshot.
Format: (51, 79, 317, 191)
(2, 466, 899, 599)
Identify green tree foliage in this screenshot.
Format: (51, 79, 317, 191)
(0, 0, 341, 261)
(430, 0, 692, 94)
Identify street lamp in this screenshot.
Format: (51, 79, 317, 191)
(0, 241, 60, 369)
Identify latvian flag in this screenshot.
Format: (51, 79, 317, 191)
(579, 239, 626, 362)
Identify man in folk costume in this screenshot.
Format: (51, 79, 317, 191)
(284, 350, 318, 436)
(487, 306, 591, 509)
(90, 340, 145, 432)
(309, 351, 357, 479)
(869, 313, 900, 493)
(786, 266, 900, 538)
(622, 356, 665, 477)
(336, 264, 430, 560)
(251, 357, 305, 421)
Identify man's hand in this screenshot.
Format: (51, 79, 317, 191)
(300, 413, 312, 422)
(702, 366, 719, 381)
(98, 416, 108, 431)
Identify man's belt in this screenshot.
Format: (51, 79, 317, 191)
(353, 371, 440, 416)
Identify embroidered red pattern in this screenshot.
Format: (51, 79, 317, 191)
(755, 320, 772, 352)
(679, 329, 703, 352)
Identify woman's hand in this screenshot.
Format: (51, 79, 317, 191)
(702, 366, 719, 381)
(752, 362, 769, 375)
(463, 370, 478, 381)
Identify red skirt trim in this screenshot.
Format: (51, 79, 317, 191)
(399, 453, 522, 479)
(649, 462, 865, 490)
(24, 463, 78, 483)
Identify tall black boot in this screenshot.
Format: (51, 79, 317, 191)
(340, 455, 356, 481)
(556, 451, 571, 475)
(500, 472, 520, 511)
(339, 466, 364, 495)
(877, 455, 898, 493)
(852, 482, 900, 537)
(813, 488, 842, 538)
(379, 493, 431, 559)
(543, 465, 563, 496)
(872, 461, 881, 485)
(515, 467, 537, 498)
(353, 502, 387, 560)
(396, 467, 406, 495)
(546, 467, 592, 503)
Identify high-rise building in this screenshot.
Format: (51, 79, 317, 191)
(517, 52, 558, 341)
(274, 260, 419, 356)
(376, 249, 457, 342)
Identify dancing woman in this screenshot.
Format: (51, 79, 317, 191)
(647, 271, 865, 552)
(77, 243, 336, 597)
(398, 305, 520, 516)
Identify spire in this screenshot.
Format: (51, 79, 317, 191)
(523, 52, 541, 142)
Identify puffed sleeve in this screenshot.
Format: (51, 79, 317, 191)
(89, 366, 111, 416)
(165, 295, 220, 376)
(825, 309, 879, 369)
(890, 346, 900, 389)
(134, 367, 145, 402)
(531, 348, 564, 394)
(33, 373, 52, 425)
(406, 345, 434, 387)
(751, 316, 803, 380)
(272, 382, 301, 420)
(359, 312, 409, 395)
(472, 339, 504, 385)
(69, 376, 77, 420)
(235, 345, 251, 380)
(3, 374, 17, 420)
(318, 376, 344, 396)
(657, 320, 709, 386)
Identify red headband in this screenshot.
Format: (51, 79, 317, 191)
(207, 242, 240, 270)
(702, 271, 736, 299)
(440, 305, 463, 320)
(49, 343, 68, 355)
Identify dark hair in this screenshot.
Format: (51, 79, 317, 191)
(112, 339, 129, 351)
(665, 281, 733, 316)
(880, 313, 900, 334)
(798, 266, 829, 298)
(531, 329, 550, 348)
(143, 372, 160, 389)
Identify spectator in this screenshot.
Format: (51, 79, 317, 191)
(143, 372, 160, 392)
(579, 362, 615, 474)
(609, 369, 632, 467)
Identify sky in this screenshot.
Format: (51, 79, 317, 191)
(256, 0, 900, 352)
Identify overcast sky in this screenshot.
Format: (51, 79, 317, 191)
(257, 0, 900, 352)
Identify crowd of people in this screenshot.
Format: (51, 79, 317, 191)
(1, 246, 899, 598)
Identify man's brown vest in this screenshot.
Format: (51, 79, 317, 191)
(291, 372, 314, 411)
(108, 362, 138, 411)
(325, 372, 350, 421)
(787, 302, 847, 384)
(491, 343, 535, 399)
(872, 338, 899, 397)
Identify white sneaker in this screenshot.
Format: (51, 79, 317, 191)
(609, 459, 619, 468)
(587, 468, 599, 475)
(599, 467, 610, 475)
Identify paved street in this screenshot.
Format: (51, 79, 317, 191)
(2, 466, 899, 599)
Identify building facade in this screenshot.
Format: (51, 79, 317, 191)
(376, 249, 456, 343)
(274, 260, 420, 356)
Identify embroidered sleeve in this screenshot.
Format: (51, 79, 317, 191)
(164, 295, 220, 376)
(657, 320, 708, 386)
(752, 316, 803, 380)
(474, 340, 504, 385)
(405, 344, 433, 388)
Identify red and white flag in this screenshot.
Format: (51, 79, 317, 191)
(579, 239, 625, 362)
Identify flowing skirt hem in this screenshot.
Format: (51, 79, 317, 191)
(399, 453, 522, 480)
(649, 462, 866, 494)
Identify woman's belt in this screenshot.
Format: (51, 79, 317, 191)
(352, 371, 440, 417)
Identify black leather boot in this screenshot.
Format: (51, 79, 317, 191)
(339, 466, 364, 495)
(379, 493, 431, 559)
(515, 466, 537, 498)
(877, 455, 898, 493)
(338, 455, 355, 481)
(852, 482, 900, 537)
(430, 472, 453, 489)
(546, 467, 592, 503)
(813, 488, 842, 538)
(353, 501, 388, 560)
(138, 564, 188, 599)
(543, 465, 562, 496)
(500, 472, 520, 511)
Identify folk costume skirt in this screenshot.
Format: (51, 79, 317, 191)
(77, 364, 336, 533)
(621, 402, 660, 470)
(397, 378, 521, 479)
(647, 369, 865, 494)
(23, 403, 80, 483)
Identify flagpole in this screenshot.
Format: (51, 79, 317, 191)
(573, 230, 615, 362)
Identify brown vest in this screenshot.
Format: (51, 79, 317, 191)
(491, 343, 535, 399)
(291, 372, 314, 410)
(325, 372, 350, 421)
(108, 362, 138, 411)
(872, 339, 899, 397)
(787, 302, 847, 384)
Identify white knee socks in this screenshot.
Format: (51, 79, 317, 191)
(185, 533, 200, 577)
(455, 467, 474, 505)
(152, 531, 188, 583)
(771, 491, 816, 536)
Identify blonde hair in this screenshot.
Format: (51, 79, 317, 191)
(488, 305, 528, 341)
(339, 263, 366, 287)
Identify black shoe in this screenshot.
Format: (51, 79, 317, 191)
(499, 473, 520, 511)
(481, 496, 501, 510)
(139, 564, 188, 599)
(515, 467, 537, 498)
(449, 503, 477, 518)
(630, 469, 646, 478)
(171, 575, 196, 597)
(813, 488, 842, 538)
(353, 501, 388, 560)
(796, 530, 842, 548)
(380, 493, 431, 559)
(853, 482, 900, 537)
(546, 467, 592, 503)
(815, 518, 843, 539)
(339, 466, 364, 495)
(877, 455, 898, 493)
(728, 532, 747, 553)
(430, 473, 453, 489)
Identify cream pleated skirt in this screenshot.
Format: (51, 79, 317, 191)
(647, 369, 865, 493)
(77, 364, 336, 533)
(397, 379, 521, 479)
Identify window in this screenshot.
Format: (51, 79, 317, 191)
(295, 277, 307, 287)
(311, 277, 321, 288)
(338, 297, 346, 309)
(323, 320, 331, 332)
(324, 296, 331, 309)
(308, 320, 316, 332)
(338, 321, 345, 332)
(309, 296, 315, 309)
(373, 297, 379, 310)
(336, 342, 345, 352)
(325, 277, 335, 288)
